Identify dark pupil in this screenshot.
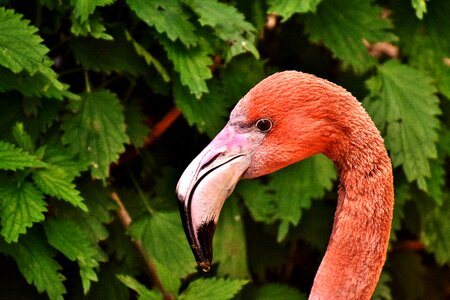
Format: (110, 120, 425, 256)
(256, 119, 271, 132)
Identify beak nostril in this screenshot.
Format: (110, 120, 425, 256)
(199, 152, 222, 171)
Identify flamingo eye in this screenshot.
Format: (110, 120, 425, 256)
(255, 118, 273, 132)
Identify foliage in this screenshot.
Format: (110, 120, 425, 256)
(363, 60, 441, 191)
(0, 0, 449, 299)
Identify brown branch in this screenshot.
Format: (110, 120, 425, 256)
(393, 240, 425, 252)
(144, 107, 181, 146)
(444, 57, 450, 67)
(363, 39, 399, 59)
(362, 9, 399, 60)
(111, 192, 174, 300)
(114, 106, 182, 168)
(265, 13, 278, 30)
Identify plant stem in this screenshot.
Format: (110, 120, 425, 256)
(114, 106, 182, 167)
(393, 240, 425, 251)
(110, 108, 181, 298)
(84, 71, 91, 93)
(110, 192, 174, 300)
(144, 107, 181, 146)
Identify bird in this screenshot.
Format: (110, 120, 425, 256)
(176, 71, 394, 299)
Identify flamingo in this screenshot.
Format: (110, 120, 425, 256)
(176, 71, 394, 299)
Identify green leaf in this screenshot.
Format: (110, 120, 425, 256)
(126, 0, 198, 47)
(267, 0, 321, 21)
(71, 13, 113, 40)
(363, 61, 441, 190)
(152, 260, 181, 295)
(41, 180, 116, 292)
(41, 143, 90, 181)
(390, 183, 412, 241)
(0, 66, 75, 100)
(70, 34, 147, 75)
(125, 101, 150, 148)
(372, 272, 393, 300)
(303, 0, 397, 72)
(32, 166, 87, 211)
(44, 218, 107, 294)
(270, 154, 336, 241)
(390, 251, 426, 300)
(426, 127, 450, 202)
(71, 0, 116, 22)
(0, 229, 67, 300)
(26, 98, 62, 137)
(162, 39, 213, 98)
(116, 274, 161, 300)
(174, 79, 229, 137)
(129, 211, 196, 278)
(249, 283, 307, 300)
(236, 180, 272, 223)
(220, 56, 266, 103)
(62, 90, 129, 179)
(396, 1, 450, 99)
(0, 140, 47, 171)
(0, 8, 64, 92)
(0, 94, 22, 141)
(0, 181, 47, 243)
(410, 19, 450, 98)
(179, 277, 248, 300)
(0, 8, 52, 74)
(184, 0, 259, 61)
(143, 166, 179, 212)
(12, 122, 33, 152)
(295, 202, 333, 251)
(425, 152, 445, 204)
(107, 220, 143, 273)
(55, 179, 116, 244)
(411, 0, 427, 19)
(87, 263, 130, 300)
(241, 154, 336, 241)
(214, 198, 250, 279)
(178, 54, 265, 133)
(125, 30, 170, 82)
(174, 56, 264, 135)
(419, 194, 450, 265)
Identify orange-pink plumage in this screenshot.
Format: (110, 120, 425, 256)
(177, 71, 394, 299)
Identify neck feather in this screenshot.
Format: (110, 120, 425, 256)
(310, 109, 394, 300)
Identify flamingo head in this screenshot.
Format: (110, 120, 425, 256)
(176, 71, 349, 270)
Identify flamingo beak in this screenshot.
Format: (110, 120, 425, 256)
(176, 125, 254, 271)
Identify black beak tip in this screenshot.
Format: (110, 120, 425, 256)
(177, 191, 217, 272)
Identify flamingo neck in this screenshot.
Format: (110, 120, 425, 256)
(310, 119, 394, 300)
